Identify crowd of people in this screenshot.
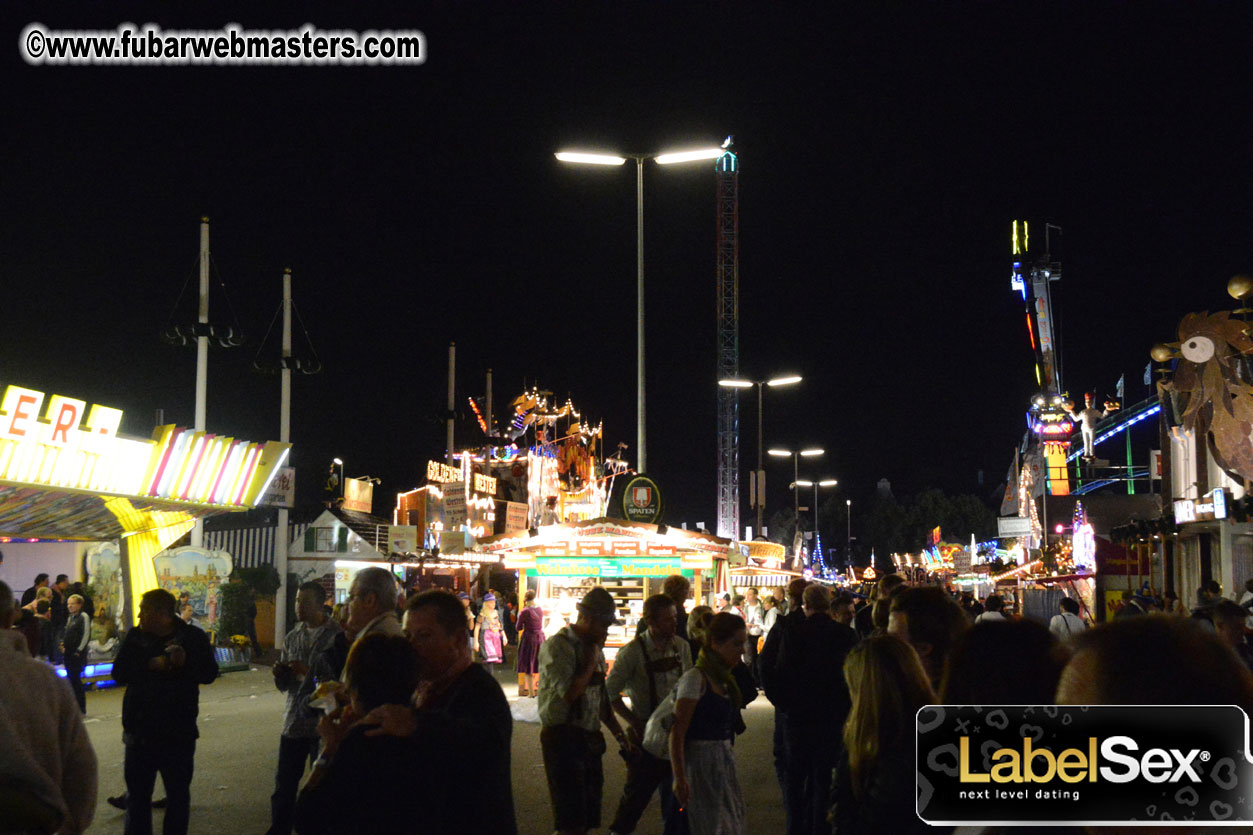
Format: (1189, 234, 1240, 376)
(6, 564, 1253, 835)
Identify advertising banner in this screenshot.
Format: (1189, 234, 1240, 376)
(998, 516, 1034, 538)
(342, 477, 373, 513)
(917, 705, 1253, 825)
(443, 482, 466, 528)
(504, 501, 528, 534)
(260, 466, 295, 508)
(388, 525, 418, 554)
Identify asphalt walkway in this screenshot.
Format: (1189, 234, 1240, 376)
(80, 665, 789, 833)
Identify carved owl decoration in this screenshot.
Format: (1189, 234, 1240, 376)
(1164, 310, 1253, 481)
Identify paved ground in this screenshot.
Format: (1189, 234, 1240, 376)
(81, 665, 788, 834)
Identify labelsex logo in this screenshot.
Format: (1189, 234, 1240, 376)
(960, 736, 1206, 785)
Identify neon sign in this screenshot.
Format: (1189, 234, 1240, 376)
(1174, 489, 1227, 524)
(426, 460, 461, 483)
(0, 385, 288, 508)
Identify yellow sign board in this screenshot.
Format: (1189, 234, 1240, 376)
(0, 384, 289, 510)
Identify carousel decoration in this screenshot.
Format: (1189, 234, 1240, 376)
(1063, 392, 1120, 459)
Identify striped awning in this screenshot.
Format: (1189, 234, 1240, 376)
(730, 573, 802, 586)
(204, 522, 310, 570)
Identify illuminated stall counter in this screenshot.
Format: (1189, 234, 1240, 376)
(478, 518, 732, 661)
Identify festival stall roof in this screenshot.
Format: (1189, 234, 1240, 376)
(728, 540, 802, 586)
(477, 517, 736, 564)
(0, 384, 289, 622)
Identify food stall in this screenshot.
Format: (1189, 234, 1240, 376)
(477, 517, 732, 662)
(728, 540, 800, 602)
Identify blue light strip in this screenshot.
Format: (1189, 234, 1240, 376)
(1065, 404, 1161, 463)
(54, 661, 114, 679)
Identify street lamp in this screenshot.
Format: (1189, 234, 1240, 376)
(558, 144, 724, 473)
(793, 478, 838, 567)
(768, 447, 825, 528)
(718, 374, 803, 537)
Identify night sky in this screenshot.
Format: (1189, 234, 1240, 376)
(3, 3, 1251, 535)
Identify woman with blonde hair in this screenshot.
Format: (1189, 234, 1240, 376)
(830, 634, 934, 834)
(685, 604, 713, 658)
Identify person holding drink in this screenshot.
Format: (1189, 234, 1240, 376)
(266, 582, 341, 835)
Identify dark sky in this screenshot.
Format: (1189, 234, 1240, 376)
(3, 3, 1251, 533)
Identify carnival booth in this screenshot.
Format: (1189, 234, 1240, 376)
(477, 518, 732, 663)
(0, 383, 288, 629)
(728, 540, 801, 602)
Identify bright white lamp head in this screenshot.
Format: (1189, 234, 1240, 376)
(654, 148, 724, 165)
(718, 379, 754, 388)
(819, 479, 839, 487)
(795, 480, 815, 487)
(768, 449, 793, 457)
(767, 375, 803, 387)
(555, 152, 627, 166)
(800, 448, 825, 457)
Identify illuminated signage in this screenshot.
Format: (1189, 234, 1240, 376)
(528, 557, 685, 578)
(473, 472, 497, 495)
(1073, 522, 1096, 572)
(427, 460, 461, 483)
(1174, 489, 1227, 524)
(342, 477, 373, 514)
(0, 384, 288, 509)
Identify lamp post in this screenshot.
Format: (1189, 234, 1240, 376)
(794, 479, 838, 530)
(794, 478, 837, 568)
(557, 145, 724, 474)
(846, 498, 852, 569)
(768, 446, 825, 531)
(718, 374, 802, 538)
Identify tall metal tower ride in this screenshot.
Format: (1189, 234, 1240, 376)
(715, 140, 740, 540)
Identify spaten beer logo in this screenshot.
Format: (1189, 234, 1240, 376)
(622, 475, 662, 523)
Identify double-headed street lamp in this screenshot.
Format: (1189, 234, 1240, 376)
(768, 446, 825, 524)
(794, 478, 838, 568)
(557, 145, 725, 474)
(718, 374, 802, 538)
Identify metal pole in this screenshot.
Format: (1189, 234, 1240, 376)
(793, 453, 800, 524)
(275, 269, 292, 646)
(446, 342, 456, 466)
(847, 499, 852, 567)
(636, 157, 646, 473)
(755, 382, 764, 537)
(1126, 423, 1135, 495)
(813, 483, 821, 534)
(486, 368, 493, 441)
(192, 217, 209, 549)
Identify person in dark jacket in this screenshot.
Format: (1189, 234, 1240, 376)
(61, 593, 92, 713)
(19, 572, 49, 607)
(770, 584, 858, 835)
(356, 589, 518, 834)
(758, 577, 810, 832)
(113, 588, 218, 835)
(294, 634, 445, 834)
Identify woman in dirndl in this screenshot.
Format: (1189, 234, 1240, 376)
(670, 611, 747, 835)
(474, 592, 507, 677)
(514, 588, 544, 697)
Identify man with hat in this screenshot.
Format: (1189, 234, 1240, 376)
(538, 586, 633, 835)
